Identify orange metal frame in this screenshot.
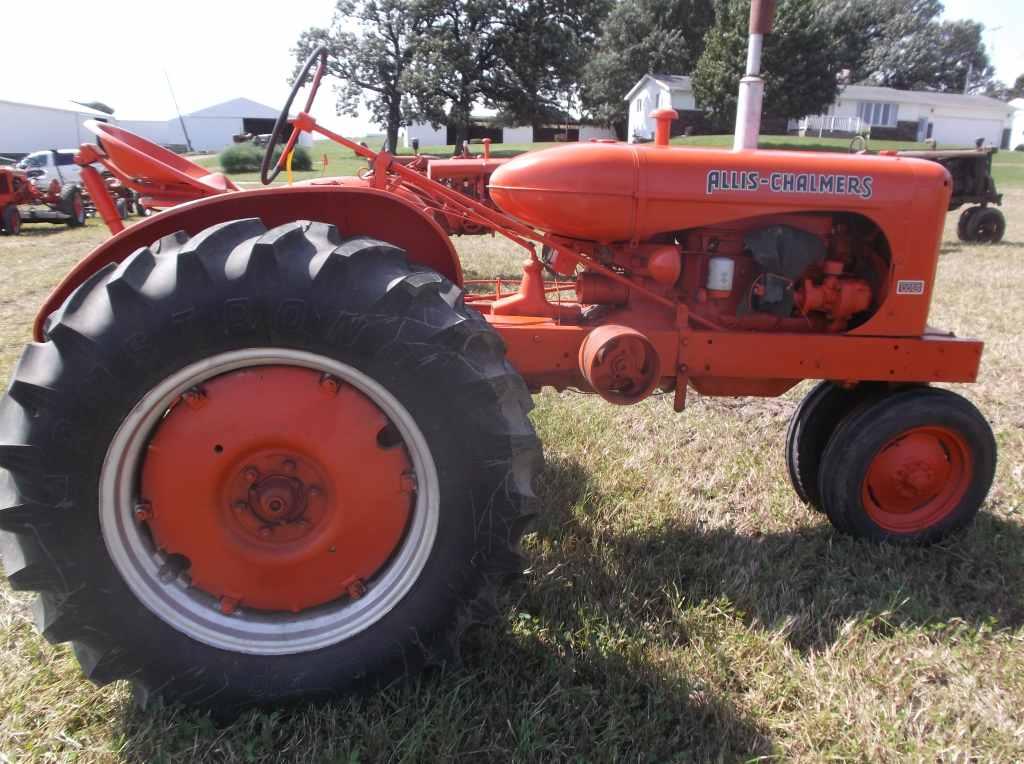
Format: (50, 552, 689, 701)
(40, 87, 983, 407)
(271, 111, 982, 405)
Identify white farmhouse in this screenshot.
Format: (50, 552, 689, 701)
(799, 85, 1015, 147)
(0, 99, 114, 158)
(625, 74, 700, 143)
(1010, 98, 1024, 151)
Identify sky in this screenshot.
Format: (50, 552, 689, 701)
(3, 0, 375, 136)
(941, 0, 1024, 88)
(4, 0, 1022, 139)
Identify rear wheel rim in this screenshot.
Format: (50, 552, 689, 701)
(100, 348, 439, 655)
(861, 425, 972, 533)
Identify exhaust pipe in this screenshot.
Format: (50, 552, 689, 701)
(733, 0, 777, 151)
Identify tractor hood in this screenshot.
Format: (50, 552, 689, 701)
(488, 141, 951, 243)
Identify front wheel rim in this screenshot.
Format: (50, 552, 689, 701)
(861, 425, 972, 533)
(100, 348, 440, 655)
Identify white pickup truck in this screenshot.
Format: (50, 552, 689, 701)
(16, 149, 99, 188)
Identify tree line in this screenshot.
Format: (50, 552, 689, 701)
(294, 0, 1022, 150)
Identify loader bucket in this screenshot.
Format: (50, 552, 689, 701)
(83, 120, 239, 201)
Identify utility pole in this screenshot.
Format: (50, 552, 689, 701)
(164, 69, 194, 153)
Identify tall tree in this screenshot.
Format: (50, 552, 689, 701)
(401, 0, 504, 148)
(293, 0, 435, 153)
(861, 18, 994, 93)
(1009, 74, 1024, 100)
(825, 0, 942, 83)
(489, 0, 613, 127)
(825, 1, 997, 94)
(405, 0, 608, 147)
(693, 0, 839, 130)
(580, 0, 715, 136)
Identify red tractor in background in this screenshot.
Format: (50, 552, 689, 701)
(0, 0, 997, 713)
(0, 166, 86, 235)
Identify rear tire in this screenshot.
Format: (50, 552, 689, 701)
(957, 207, 979, 242)
(0, 218, 541, 712)
(817, 387, 995, 543)
(1, 204, 20, 235)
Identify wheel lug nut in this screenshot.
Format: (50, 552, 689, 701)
(182, 387, 207, 409)
(345, 578, 366, 600)
(219, 596, 239, 615)
(134, 500, 153, 522)
(319, 374, 341, 395)
(244, 467, 260, 483)
(259, 527, 273, 538)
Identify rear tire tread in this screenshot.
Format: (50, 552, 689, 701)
(0, 217, 541, 712)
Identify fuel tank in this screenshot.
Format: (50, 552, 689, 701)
(487, 142, 951, 243)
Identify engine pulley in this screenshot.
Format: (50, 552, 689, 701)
(579, 325, 661, 405)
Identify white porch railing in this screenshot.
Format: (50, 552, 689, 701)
(790, 115, 866, 136)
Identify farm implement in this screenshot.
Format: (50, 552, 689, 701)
(896, 145, 1006, 243)
(0, 0, 996, 712)
(0, 167, 86, 235)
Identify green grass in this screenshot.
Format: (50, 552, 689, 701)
(195, 133, 1024, 190)
(0, 185, 1022, 760)
(992, 155, 1024, 190)
(191, 137, 569, 184)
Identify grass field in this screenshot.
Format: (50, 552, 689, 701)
(0, 164, 1022, 760)
(193, 133, 1024, 189)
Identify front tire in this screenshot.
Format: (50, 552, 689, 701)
(0, 218, 541, 711)
(968, 207, 1005, 244)
(817, 387, 995, 543)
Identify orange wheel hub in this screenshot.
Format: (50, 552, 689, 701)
(139, 365, 414, 613)
(861, 426, 971, 533)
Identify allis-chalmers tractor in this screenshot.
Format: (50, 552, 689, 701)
(0, 0, 996, 713)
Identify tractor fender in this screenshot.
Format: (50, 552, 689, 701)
(33, 184, 462, 341)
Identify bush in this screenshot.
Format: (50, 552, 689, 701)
(218, 143, 312, 174)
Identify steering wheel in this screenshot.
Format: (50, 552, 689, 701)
(260, 46, 329, 185)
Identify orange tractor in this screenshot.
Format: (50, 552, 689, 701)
(0, 166, 87, 235)
(0, 0, 996, 712)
